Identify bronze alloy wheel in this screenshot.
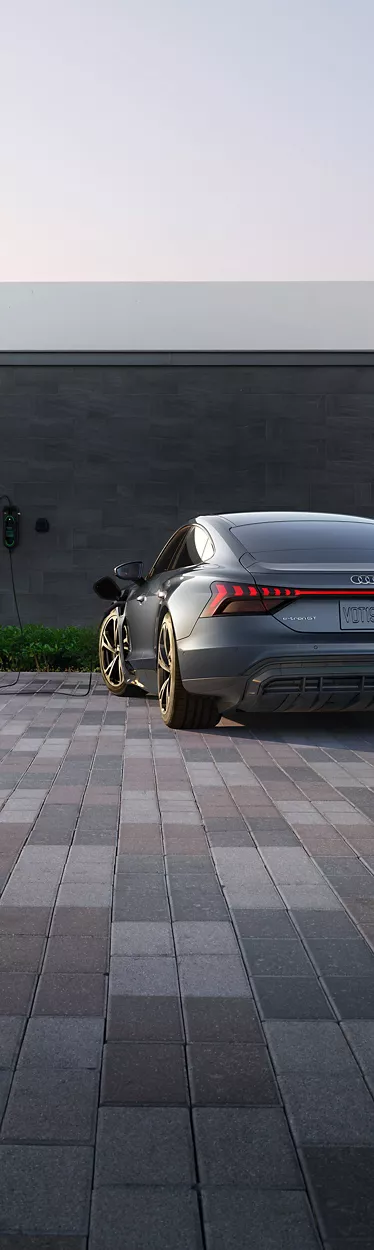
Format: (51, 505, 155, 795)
(157, 615, 174, 717)
(99, 609, 129, 695)
(157, 611, 219, 729)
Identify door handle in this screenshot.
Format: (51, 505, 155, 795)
(136, 595, 146, 604)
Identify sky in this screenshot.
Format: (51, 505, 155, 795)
(0, 0, 373, 280)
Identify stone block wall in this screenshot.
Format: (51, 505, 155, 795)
(1, 352, 374, 627)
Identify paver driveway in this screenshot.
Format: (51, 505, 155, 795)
(1, 674, 374, 1247)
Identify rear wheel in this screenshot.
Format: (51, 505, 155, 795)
(99, 609, 129, 696)
(157, 612, 219, 729)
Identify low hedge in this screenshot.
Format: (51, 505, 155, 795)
(0, 625, 101, 672)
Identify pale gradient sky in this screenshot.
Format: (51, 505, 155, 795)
(1, 0, 373, 280)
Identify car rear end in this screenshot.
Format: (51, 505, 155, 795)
(178, 514, 374, 713)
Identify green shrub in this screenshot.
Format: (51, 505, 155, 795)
(0, 625, 101, 672)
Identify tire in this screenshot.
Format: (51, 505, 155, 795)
(99, 609, 129, 696)
(157, 612, 220, 730)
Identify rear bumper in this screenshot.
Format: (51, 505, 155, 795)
(178, 619, 374, 712)
(183, 659, 374, 712)
(181, 649, 374, 713)
(241, 657, 374, 712)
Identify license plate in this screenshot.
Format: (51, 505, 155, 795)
(340, 600, 374, 630)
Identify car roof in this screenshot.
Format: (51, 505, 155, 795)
(203, 511, 374, 527)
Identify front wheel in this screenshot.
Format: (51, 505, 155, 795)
(99, 609, 129, 696)
(157, 612, 220, 730)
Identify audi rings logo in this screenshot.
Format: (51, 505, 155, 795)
(350, 574, 374, 585)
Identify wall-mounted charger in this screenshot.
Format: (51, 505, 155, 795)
(2, 506, 20, 550)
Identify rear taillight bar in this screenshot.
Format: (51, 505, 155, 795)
(259, 586, 374, 599)
(201, 582, 374, 618)
(201, 582, 265, 616)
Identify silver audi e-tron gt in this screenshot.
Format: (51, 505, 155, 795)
(93, 511, 374, 728)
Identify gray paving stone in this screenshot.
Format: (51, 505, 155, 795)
(327, 977, 374, 1019)
(242, 938, 315, 977)
(0, 936, 45, 974)
(113, 878, 169, 922)
(169, 889, 228, 921)
(0, 1071, 11, 1121)
(18, 1018, 104, 1069)
(203, 817, 248, 832)
(193, 1107, 302, 1186)
(0, 1019, 25, 1069)
(253, 976, 333, 1020)
(251, 827, 301, 846)
(109, 957, 178, 996)
(89, 1187, 203, 1250)
(0, 880, 61, 907)
(265, 1020, 361, 1074)
(291, 909, 360, 940)
(233, 909, 296, 938)
(306, 937, 374, 977)
(0, 1237, 86, 1248)
(278, 1068, 374, 1145)
(43, 937, 109, 973)
(201, 1189, 322, 1250)
(208, 828, 255, 845)
(1, 1070, 99, 1143)
(111, 923, 173, 956)
(187, 1042, 279, 1105)
(0, 1144, 93, 1234)
(302, 1145, 374, 1245)
(184, 997, 263, 1043)
(178, 955, 250, 998)
(166, 857, 216, 875)
(173, 922, 237, 955)
(280, 883, 341, 910)
(94, 1106, 195, 1185)
(261, 847, 324, 885)
(56, 885, 112, 908)
(32, 974, 106, 1017)
(116, 854, 164, 873)
(341, 1022, 374, 1096)
(0, 976, 36, 1016)
(101, 1042, 188, 1105)
(316, 858, 374, 898)
(211, 846, 273, 883)
(107, 996, 184, 1042)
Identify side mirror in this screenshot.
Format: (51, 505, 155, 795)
(93, 576, 120, 601)
(114, 560, 144, 582)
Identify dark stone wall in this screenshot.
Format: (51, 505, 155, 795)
(1, 353, 374, 627)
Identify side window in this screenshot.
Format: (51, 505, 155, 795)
(171, 525, 215, 571)
(194, 526, 215, 562)
(147, 528, 188, 578)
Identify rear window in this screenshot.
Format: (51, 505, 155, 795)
(232, 521, 374, 562)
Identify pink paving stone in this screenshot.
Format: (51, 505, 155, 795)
(239, 793, 280, 808)
(163, 838, 207, 854)
(84, 789, 119, 806)
(124, 765, 156, 778)
(119, 830, 163, 852)
(45, 786, 86, 804)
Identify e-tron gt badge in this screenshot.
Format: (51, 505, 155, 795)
(350, 574, 374, 585)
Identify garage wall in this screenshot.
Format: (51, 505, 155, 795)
(1, 352, 374, 627)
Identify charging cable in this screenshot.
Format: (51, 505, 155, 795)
(0, 493, 94, 698)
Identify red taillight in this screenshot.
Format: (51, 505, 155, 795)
(258, 586, 301, 610)
(201, 582, 265, 616)
(258, 586, 374, 602)
(201, 582, 374, 620)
